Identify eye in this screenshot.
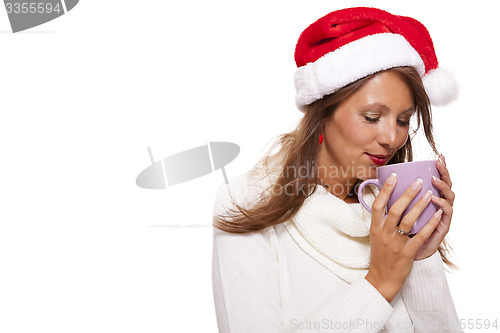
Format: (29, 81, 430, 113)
(364, 115, 411, 126)
(397, 118, 411, 126)
(364, 115, 379, 123)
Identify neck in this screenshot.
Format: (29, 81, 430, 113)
(319, 178, 359, 203)
(316, 157, 359, 203)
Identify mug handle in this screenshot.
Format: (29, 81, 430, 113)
(357, 179, 381, 212)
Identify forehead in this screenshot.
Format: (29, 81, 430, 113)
(338, 71, 415, 111)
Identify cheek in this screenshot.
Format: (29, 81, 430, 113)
(336, 118, 371, 144)
(347, 122, 377, 146)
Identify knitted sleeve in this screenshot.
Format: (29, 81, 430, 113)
(212, 226, 283, 332)
(400, 251, 464, 333)
(293, 278, 394, 332)
(211, 176, 283, 332)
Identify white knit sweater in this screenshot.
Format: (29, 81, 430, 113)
(212, 172, 463, 333)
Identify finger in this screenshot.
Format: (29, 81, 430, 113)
(384, 178, 423, 232)
(431, 195, 453, 218)
(407, 208, 443, 254)
(436, 157, 452, 188)
(371, 172, 397, 226)
(432, 176, 455, 206)
(397, 189, 433, 233)
(441, 154, 447, 166)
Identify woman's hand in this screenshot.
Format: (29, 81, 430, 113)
(414, 154, 454, 260)
(365, 170, 444, 303)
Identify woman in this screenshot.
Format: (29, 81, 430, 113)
(212, 7, 462, 333)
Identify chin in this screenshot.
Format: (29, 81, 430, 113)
(356, 165, 378, 180)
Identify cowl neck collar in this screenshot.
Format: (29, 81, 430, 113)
(283, 184, 378, 283)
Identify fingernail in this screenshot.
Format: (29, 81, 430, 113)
(411, 178, 423, 190)
(387, 172, 397, 184)
(438, 154, 446, 167)
(432, 176, 441, 184)
(423, 190, 432, 201)
(434, 209, 443, 219)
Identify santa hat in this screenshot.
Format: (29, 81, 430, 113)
(294, 7, 458, 111)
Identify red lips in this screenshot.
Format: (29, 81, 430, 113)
(366, 153, 388, 166)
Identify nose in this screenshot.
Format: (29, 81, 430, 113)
(377, 120, 399, 148)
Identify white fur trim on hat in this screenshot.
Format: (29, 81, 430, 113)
(422, 67, 459, 106)
(294, 33, 425, 111)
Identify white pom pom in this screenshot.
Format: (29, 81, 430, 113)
(422, 68, 459, 106)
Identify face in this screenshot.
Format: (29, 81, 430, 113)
(318, 70, 416, 181)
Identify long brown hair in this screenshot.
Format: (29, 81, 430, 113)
(213, 66, 456, 270)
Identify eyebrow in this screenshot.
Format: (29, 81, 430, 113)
(364, 103, 416, 114)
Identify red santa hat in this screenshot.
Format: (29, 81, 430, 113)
(294, 7, 458, 111)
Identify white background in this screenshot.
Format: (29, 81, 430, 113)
(0, 0, 497, 332)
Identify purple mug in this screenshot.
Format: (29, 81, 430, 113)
(357, 160, 441, 234)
